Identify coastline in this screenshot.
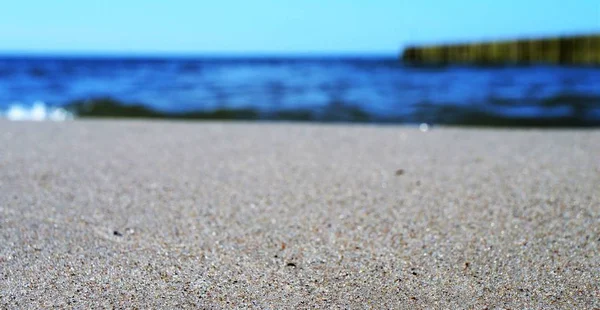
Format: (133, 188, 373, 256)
(1, 120, 598, 308)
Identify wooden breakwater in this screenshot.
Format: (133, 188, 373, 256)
(401, 34, 600, 65)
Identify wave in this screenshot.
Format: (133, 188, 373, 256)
(61, 97, 371, 122)
(2, 95, 599, 127)
(0, 101, 74, 121)
(63, 96, 600, 126)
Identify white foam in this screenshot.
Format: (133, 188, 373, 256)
(1, 101, 74, 121)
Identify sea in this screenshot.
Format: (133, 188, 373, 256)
(1, 55, 599, 126)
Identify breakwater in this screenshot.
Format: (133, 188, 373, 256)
(402, 34, 600, 65)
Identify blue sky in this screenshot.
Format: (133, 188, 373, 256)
(0, 0, 598, 55)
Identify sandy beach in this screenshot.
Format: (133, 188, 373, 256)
(1, 120, 598, 308)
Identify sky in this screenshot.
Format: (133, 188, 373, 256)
(0, 0, 598, 55)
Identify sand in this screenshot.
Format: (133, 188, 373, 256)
(1, 120, 598, 309)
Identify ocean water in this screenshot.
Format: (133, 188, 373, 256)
(1, 56, 599, 126)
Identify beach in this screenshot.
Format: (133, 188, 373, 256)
(1, 120, 598, 308)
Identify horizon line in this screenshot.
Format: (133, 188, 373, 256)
(0, 50, 401, 58)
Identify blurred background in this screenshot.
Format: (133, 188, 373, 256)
(0, 0, 599, 126)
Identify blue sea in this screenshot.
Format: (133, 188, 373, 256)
(1, 56, 599, 126)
